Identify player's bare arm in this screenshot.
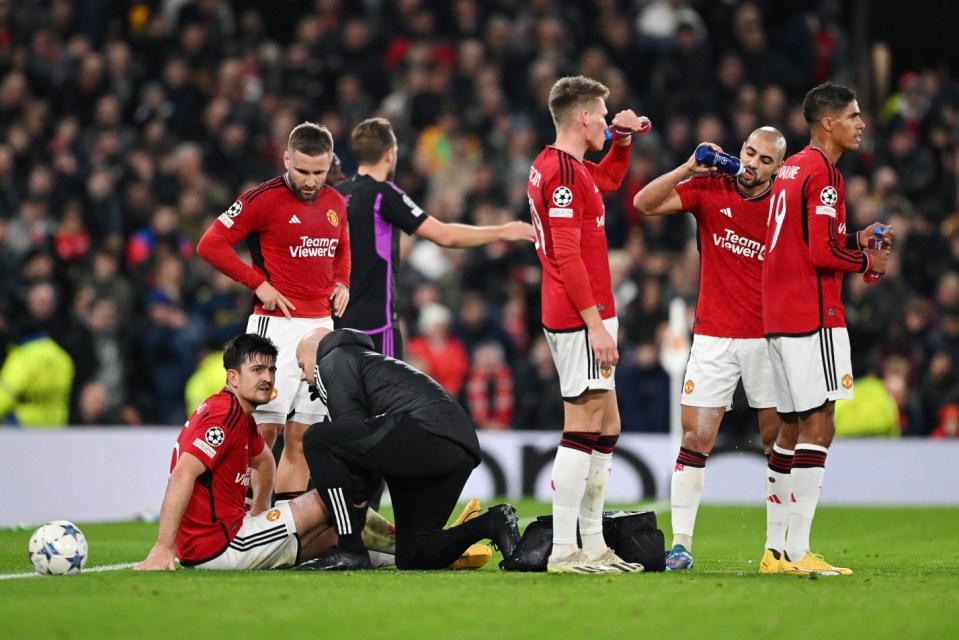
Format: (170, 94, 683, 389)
(254, 281, 295, 319)
(634, 143, 720, 216)
(134, 453, 206, 571)
(249, 446, 276, 516)
(415, 216, 535, 248)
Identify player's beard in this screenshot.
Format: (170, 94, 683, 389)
(295, 184, 319, 202)
(737, 169, 762, 190)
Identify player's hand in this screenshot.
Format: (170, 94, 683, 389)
(331, 282, 350, 317)
(134, 546, 176, 571)
(858, 223, 895, 250)
(864, 246, 890, 275)
(587, 324, 619, 371)
(254, 281, 295, 319)
(687, 142, 722, 175)
(501, 221, 536, 243)
(609, 110, 650, 145)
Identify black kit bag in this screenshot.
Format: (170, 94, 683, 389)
(500, 511, 666, 572)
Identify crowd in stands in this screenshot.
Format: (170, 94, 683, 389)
(1, 0, 958, 438)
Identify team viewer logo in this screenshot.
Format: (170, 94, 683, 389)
(684, 380, 694, 394)
(266, 509, 281, 522)
(552, 186, 573, 207)
(841, 374, 853, 390)
(327, 209, 339, 226)
(820, 186, 838, 206)
(205, 427, 225, 447)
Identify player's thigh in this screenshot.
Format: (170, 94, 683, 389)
(770, 329, 853, 414)
(544, 317, 618, 401)
(193, 503, 299, 570)
(735, 337, 777, 409)
(681, 335, 740, 409)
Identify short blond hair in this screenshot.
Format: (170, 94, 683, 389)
(548, 76, 609, 128)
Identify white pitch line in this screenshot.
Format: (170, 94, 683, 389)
(0, 562, 136, 581)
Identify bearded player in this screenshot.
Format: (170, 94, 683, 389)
(528, 75, 647, 574)
(763, 82, 892, 575)
(634, 127, 795, 571)
(197, 122, 351, 504)
(135, 333, 337, 571)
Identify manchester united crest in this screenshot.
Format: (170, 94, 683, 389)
(600, 366, 612, 379)
(266, 509, 281, 522)
(841, 374, 853, 390)
(327, 209, 339, 226)
(684, 379, 694, 394)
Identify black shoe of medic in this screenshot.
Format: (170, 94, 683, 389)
(486, 504, 521, 561)
(297, 546, 373, 571)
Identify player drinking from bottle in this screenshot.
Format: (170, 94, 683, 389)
(634, 127, 794, 570)
(528, 75, 647, 574)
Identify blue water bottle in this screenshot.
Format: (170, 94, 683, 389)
(694, 144, 744, 176)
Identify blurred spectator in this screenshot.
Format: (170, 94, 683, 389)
(139, 255, 202, 424)
(930, 403, 959, 438)
(464, 341, 513, 430)
(0, 283, 75, 427)
(512, 335, 564, 430)
(407, 302, 470, 398)
(834, 373, 901, 438)
(616, 341, 670, 433)
(184, 342, 225, 417)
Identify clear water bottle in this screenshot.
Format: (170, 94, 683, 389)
(863, 227, 886, 285)
(694, 144, 745, 176)
(605, 116, 651, 141)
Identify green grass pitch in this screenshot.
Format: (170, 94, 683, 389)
(2, 501, 958, 639)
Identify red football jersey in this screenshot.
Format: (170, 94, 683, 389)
(677, 174, 769, 338)
(173, 390, 265, 565)
(763, 146, 867, 335)
(527, 144, 630, 330)
(198, 176, 351, 318)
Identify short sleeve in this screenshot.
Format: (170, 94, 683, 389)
(381, 183, 428, 235)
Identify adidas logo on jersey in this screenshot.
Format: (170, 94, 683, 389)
(289, 214, 302, 224)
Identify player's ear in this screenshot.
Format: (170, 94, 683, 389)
(283, 150, 290, 169)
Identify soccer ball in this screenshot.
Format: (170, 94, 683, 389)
(28, 521, 88, 575)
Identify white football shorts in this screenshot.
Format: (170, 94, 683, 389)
(246, 314, 333, 425)
(193, 502, 300, 570)
(766, 327, 854, 414)
(544, 317, 618, 400)
(681, 334, 776, 410)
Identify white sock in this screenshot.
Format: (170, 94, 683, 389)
(579, 450, 613, 558)
(671, 448, 707, 550)
(550, 445, 591, 559)
(785, 444, 828, 561)
(764, 444, 793, 552)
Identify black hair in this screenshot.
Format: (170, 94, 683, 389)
(223, 333, 278, 371)
(803, 82, 857, 124)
